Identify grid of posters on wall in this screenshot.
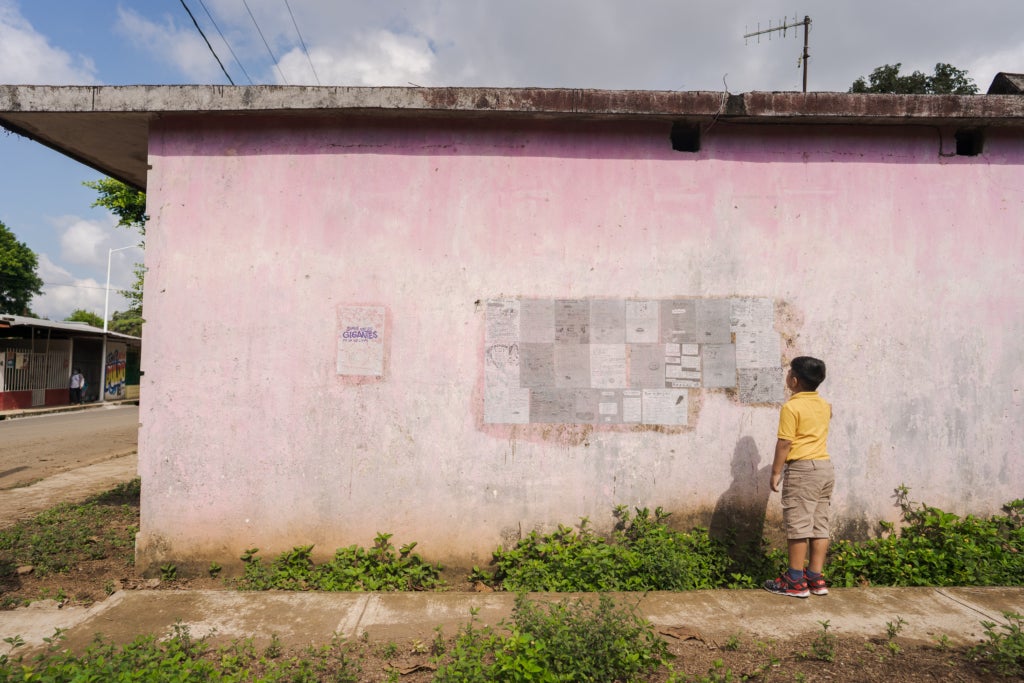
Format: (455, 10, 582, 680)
(484, 297, 784, 425)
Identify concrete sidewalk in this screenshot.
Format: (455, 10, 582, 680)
(3, 586, 1022, 657)
(0, 453, 138, 527)
(0, 399, 137, 421)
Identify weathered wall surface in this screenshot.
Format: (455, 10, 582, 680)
(136, 115, 1023, 572)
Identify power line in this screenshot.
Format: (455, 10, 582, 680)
(283, 0, 320, 85)
(41, 282, 129, 291)
(197, 0, 254, 85)
(243, 0, 289, 85)
(0, 275, 136, 292)
(179, 0, 235, 85)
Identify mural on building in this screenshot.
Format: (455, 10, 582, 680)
(484, 297, 785, 425)
(104, 348, 127, 400)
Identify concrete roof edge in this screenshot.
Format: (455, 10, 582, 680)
(2, 85, 1023, 122)
(2, 85, 1022, 191)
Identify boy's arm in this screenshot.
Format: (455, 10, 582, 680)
(770, 439, 791, 492)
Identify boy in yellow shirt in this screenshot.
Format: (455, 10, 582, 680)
(764, 356, 833, 598)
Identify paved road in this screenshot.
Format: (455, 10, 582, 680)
(0, 405, 138, 490)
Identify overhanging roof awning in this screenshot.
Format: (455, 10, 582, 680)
(0, 314, 140, 342)
(2, 85, 1023, 191)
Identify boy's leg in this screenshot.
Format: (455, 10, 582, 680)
(765, 462, 811, 593)
(807, 537, 829, 574)
(764, 541, 810, 597)
(787, 538, 808, 573)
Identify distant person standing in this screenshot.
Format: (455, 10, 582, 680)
(69, 368, 85, 404)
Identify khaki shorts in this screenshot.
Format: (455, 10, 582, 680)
(782, 459, 834, 539)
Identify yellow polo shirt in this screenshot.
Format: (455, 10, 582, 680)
(777, 391, 831, 461)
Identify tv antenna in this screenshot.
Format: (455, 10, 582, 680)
(744, 15, 812, 92)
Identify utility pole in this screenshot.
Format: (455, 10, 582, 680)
(744, 15, 812, 93)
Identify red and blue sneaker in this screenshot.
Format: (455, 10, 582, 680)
(806, 573, 829, 596)
(763, 572, 810, 598)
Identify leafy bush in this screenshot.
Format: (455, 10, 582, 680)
(482, 506, 740, 592)
(828, 488, 1024, 587)
(235, 532, 445, 591)
(433, 594, 670, 682)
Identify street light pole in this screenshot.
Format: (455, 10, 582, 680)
(100, 245, 141, 403)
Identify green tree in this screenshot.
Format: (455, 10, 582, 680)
(849, 63, 978, 94)
(84, 178, 147, 235)
(0, 221, 44, 315)
(84, 178, 147, 320)
(65, 308, 103, 328)
(108, 308, 143, 337)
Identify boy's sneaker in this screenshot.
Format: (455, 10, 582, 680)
(806, 574, 828, 596)
(763, 573, 810, 598)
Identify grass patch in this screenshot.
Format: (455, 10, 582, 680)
(0, 479, 139, 578)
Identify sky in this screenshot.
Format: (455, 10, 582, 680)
(1, 0, 1022, 321)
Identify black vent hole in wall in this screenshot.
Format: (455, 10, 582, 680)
(670, 122, 701, 153)
(955, 128, 983, 157)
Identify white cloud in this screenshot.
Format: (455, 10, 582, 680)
(32, 253, 108, 321)
(965, 44, 1024, 93)
(277, 30, 436, 86)
(115, 7, 226, 83)
(56, 216, 115, 268)
(29, 214, 140, 321)
(0, 0, 97, 84)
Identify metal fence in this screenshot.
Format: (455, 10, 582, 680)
(1, 345, 70, 393)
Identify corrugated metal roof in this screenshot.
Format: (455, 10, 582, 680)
(0, 314, 140, 341)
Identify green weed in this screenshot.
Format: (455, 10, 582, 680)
(802, 619, 836, 662)
(884, 615, 907, 655)
(235, 533, 445, 591)
(0, 479, 140, 577)
(379, 641, 399, 660)
(828, 488, 1024, 588)
(969, 611, 1024, 676)
(0, 624, 366, 682)
(673, 658, 743, 682)
(433, 593, 670, 682)
(484, 506, 737, 592)
(263, 633, 283, 659)
(885, 615, 907, 640)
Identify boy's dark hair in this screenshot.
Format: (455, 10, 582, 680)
(790, 356, 826, 390)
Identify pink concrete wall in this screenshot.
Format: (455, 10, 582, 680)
(136, 115, 1024, 572)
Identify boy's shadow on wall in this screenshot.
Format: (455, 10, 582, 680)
(709, 436, 772, 563)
